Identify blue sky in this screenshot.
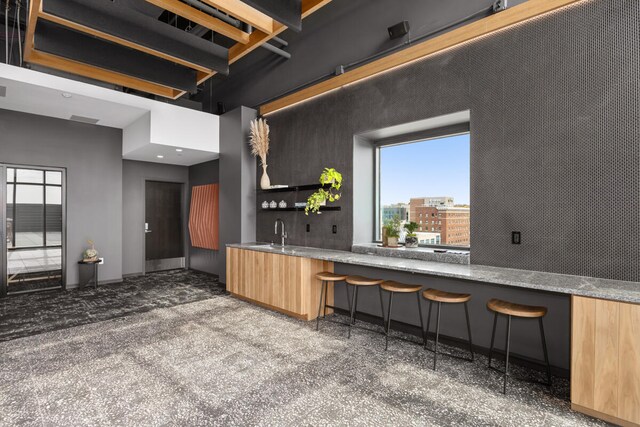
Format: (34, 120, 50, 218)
(380, 133, 470, 206)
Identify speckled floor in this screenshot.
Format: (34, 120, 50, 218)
(0, 289, 606, 426)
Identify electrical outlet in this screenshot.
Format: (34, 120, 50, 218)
(512, 231, 521, 245)
(332, 225, 337, 234)
(306, 224, 310, 232)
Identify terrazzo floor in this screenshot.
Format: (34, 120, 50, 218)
(0, 275, 606, 426)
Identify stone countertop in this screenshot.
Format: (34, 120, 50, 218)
(351, 243, 469, 265)
(227, 243, 640, 304)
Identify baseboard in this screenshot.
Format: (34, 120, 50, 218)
(332, 307, 570, 379)
(66, 278, 123, 289)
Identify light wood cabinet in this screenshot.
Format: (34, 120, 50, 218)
(226, 247, 334, 321)
(572, 296, 640, 426)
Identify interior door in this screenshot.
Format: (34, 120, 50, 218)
(145, 181, 184, 272)
(1, 165, 65, 296)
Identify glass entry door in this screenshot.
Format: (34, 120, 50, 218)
(1, 165, 65, 296)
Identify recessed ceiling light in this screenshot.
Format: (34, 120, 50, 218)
(175, 148, 183, 152)
(61, 92, 72, 98)
(157, 155, 164, 159)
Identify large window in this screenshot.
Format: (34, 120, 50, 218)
(377, 132, 470, 248)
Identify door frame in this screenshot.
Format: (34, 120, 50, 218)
(141, 177, 188, 275)
(0, 163, 67, 297)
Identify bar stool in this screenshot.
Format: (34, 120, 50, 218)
(487, 298, 551, 394)
(315, 272, 349, 331)
(380, 281, 424, 350)
(422, 288, 474, 371)
(345, 276, 385, 339)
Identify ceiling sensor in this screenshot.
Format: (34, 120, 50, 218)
(69, 115, 99, 124)
(493, 0, 508, 12)
(0, 85, 6, 97)
(61, 92, 72, 98)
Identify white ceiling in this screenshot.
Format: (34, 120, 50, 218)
(0, 64, 219, 166)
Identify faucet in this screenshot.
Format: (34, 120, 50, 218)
(274, 218, 287, 247)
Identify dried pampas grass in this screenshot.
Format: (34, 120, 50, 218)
(249, 118, 270, 166)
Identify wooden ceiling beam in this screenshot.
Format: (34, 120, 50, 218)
(229, 0, 330, 64)
(199, 0, 275, 34)
(26, 50, 182, 99)
(144, 0, 250, 44)
(259, 0, 584, 115)
(37, 11, 214, 75)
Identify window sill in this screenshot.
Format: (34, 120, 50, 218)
(351, 243, 469, 265)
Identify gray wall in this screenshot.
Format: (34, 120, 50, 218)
(0, 109, 123, 285)
(188, 159, 219, 275)
(256, 0, 640, 283)
(122, 160, 189, 276)
(218, 107, 257, 283)
(207, 0, 527, 111)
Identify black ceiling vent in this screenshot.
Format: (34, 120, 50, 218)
(35, 20, 199, 93)
(70, 115, 100, 125)
(41, 0, 229, 75)
(241, 0, 302, 32)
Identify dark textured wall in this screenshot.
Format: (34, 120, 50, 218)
(256, 0, 640, 282)
(122, 160, 189, 276)
(188, 159, 219, 275)
(0, 109, 123, 285)
(206, 0, 527, 111)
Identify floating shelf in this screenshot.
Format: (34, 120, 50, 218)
(259, 206, 341, 212)
(258, 184, 328, 193)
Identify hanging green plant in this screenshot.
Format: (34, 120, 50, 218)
(305, 168, 343, 215)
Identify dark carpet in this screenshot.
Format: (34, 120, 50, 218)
(0, 269, 224, 342)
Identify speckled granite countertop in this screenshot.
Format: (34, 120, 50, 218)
(228, 243, 640, 304)
(351, 243, 469, 265)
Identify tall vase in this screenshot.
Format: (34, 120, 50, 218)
(260, 164, 271, 189)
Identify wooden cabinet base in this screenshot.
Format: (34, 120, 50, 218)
(571, 404, 639, 427)
(572, 296, 640, 426)
(227, 247, 334, 321)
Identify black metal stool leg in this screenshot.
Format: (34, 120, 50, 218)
(353, 285, 359, 324)
(503, 315, 512, 394)
(348, 285, 358, 339)
(378, 285, 386, 326)
(416, 292, 425, 346)
(488, 312, 498, 367)
(464, 302, 474, 361)
(539, 318, 552, 387)
(345, 282, 352, 315)
(433, 302, 441, 371)
(323, 280, 329, 318)
(316, 280, 326, 331)
(385, 291, 394, 351)
(424, 300, 433, 349)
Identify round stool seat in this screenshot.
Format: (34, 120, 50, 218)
(487, 298, 547, 318)
(346, 275, 384, 286)
(315, 271, 348, 282)
(380, 281, 422, 293)
(423, 288, 471, 304)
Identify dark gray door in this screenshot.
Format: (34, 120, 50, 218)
(145, 181, 184, 272)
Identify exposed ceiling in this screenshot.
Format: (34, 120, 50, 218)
(16, 0, 330, 100)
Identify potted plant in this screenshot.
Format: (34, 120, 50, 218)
(249, 118, 271, 189)
(404, 222, 419, 248)
(383, 215, 402, 247)
(305, 168, 343, 215)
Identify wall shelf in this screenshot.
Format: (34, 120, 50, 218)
(258, 184, 328, 193)
(259, 206, 341, 212)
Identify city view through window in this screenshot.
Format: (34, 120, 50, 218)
(379, 133, 470, 247)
